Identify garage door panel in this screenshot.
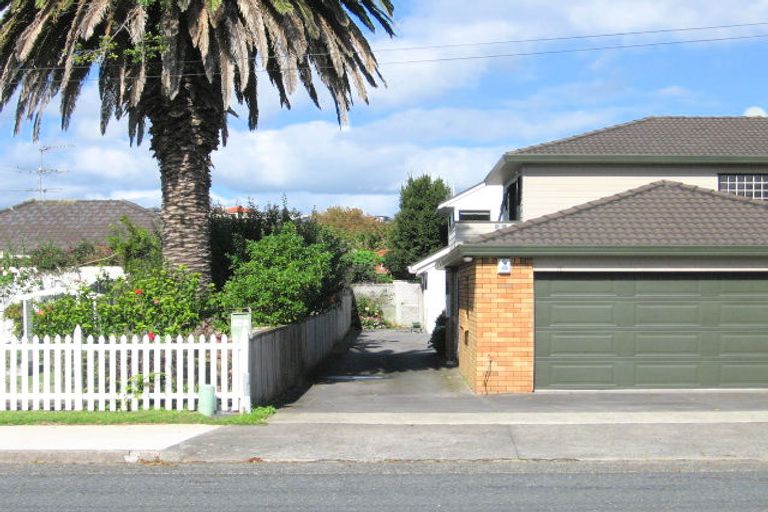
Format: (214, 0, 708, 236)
(634, 364, 699, 387)
(635, 303, 702, 326)
(634, 333, 702, 356)
(545, 333, 617, 356)
(717, 334, 768, 356)
(541, 278, 619, 297)
(719, 303, 768, 326)
(535, 273, 768, 389)
(719, 364, 768, 386)
(634, 279, 703, 296)
(538, 363, 616, 388)
(542, 303, 618, 326)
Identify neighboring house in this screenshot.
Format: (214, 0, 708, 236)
(0, 199, 158, 254)
(411, 116, 768, 393)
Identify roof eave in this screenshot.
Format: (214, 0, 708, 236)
(439, 245, 768, 268)
(485, 154, 768, 185)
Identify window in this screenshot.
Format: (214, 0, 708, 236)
(504, 178, 523, 220)
(718, 174, 768, 200)
(458, 210, 491, 221)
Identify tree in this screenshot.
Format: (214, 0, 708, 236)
(313, 206, 389, 250)
(385, 175, 451, 279)
(0, 0, 394, 284)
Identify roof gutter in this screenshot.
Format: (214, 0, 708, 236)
(439, 244, 768, 268)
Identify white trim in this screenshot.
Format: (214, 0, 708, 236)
(408, 246, 451, 275)
(536, 267, 768, 272)
(437, 182, 485, 211)
(534, 256, 768, 273)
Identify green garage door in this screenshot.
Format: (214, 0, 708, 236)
(535, 273, 768, 389)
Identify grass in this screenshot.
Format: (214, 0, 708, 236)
(0, 407, 275, 426)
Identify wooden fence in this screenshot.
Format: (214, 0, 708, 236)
(0, 328, 244, 412)
(248, 291, 354, 405)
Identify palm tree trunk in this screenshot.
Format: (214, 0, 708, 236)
(148, 78, 221, 285)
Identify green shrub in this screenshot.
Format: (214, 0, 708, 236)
(429, 311, 448, 357)
(344, 249, 383, 283)
(2, 302, 22, 337)
(29, 243, 72, 271)
(216, 223, 344, 326)
(355, 296, 391, 330)
(32, 267, 211, 337)
(107, 217, 162, 276)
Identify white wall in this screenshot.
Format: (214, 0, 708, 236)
(518, 166, 721, 221)
(351, 281, 423, 327)
(445, 184, 505, 223)
(421, 265, 446, 334)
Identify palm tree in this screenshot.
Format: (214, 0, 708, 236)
(0, 0, 394, 284)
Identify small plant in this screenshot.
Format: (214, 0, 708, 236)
(355, 296, 391, 330)
(429, 311, 448, 357)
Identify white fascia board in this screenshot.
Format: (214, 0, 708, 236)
(408, 246, 452, 275)
(437, 182, 486, 212)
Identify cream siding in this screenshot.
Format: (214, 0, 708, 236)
(518, 166, 721, 221)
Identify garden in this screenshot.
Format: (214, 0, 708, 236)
(1, 202, 395, 339)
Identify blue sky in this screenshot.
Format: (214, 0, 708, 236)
(2, 0, 768, 215)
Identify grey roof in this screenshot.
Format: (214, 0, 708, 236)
(509, 117, 768, 157)
(0, 200, 158, 251)
(472, 181, 768, 248)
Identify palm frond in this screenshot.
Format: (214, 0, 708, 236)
(0, 0, 395, 141)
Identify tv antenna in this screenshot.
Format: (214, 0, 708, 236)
(15, 144, 72, 200)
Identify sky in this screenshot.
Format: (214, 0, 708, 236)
(2, 0, 768, 215)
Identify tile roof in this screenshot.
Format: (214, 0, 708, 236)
(510, 117, 768, 157)
(471, 181, 768, 248)
(0, 200, 159, 252)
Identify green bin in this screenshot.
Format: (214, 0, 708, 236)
(198, 384, 217, 417)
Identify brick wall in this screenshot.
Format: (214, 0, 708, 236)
(456, 257, 534, 394)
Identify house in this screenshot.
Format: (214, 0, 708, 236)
(410, 116, 768, 393)
(0, 199, 158, 253)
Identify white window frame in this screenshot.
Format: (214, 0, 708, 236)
(718, 173, 768, 200)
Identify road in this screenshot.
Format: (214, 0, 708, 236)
(2, 461, 767, 511)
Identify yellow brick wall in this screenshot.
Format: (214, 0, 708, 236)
(456, 257, 534, 394)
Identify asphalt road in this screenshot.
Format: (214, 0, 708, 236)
(2, 461, 768, 511)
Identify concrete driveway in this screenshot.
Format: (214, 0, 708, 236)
(159, 330, 768, 463)
(273, 329, 768, 422)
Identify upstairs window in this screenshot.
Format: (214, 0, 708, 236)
(458, 210, 491, 221)
(718, 174, 768, 200)
(504, 178, 523, 220)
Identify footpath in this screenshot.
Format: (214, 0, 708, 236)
(3, 330, 768, 464)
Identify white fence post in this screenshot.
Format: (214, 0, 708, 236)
(231, 311, 252, 413)
(73, 326, 84, 411)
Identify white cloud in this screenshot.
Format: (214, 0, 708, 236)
(744, 106, 768, 117)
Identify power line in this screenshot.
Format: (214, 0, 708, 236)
(4, 20, 768, 74)
(371, 20, 768, 53)
(379, 32, 768, 66)
(2, 31, 763, 85)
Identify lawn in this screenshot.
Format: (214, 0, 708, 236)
(0, 407, 275, 426)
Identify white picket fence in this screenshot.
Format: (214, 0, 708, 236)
(0, 327, 247, 413)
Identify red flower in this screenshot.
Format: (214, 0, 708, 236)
(148, 332, 156, 341)
(134, 289, 144, 295)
